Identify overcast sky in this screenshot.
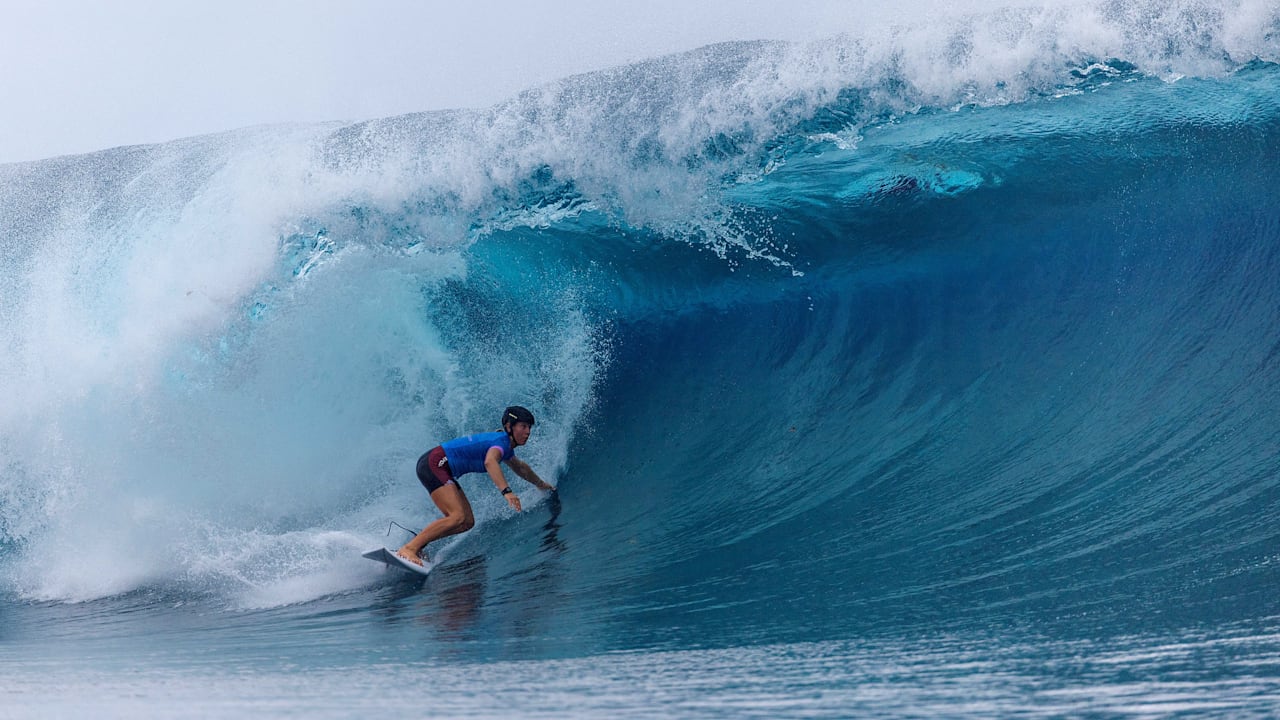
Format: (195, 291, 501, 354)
(1, 1, 1007, 164)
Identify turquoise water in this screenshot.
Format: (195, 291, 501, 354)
(8, 624, 1280, 717)
(3, 2, 1280, 715)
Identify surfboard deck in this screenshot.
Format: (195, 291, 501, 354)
(362, 547, 433, 577)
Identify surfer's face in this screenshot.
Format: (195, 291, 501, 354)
(508, 421, 533, 446)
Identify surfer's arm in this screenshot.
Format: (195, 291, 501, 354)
(505, 456, 555, 492)
(486, 446, 522, 511)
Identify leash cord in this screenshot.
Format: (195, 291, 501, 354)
(385, 521, 421, 538)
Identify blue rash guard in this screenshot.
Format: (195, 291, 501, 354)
(440, 431, 514, 477)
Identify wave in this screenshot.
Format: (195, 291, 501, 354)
(1, 0, 1278, 636)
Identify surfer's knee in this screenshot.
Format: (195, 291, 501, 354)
(447, 513, 475, 533)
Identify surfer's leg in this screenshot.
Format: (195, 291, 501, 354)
(397, 483, 476, 565)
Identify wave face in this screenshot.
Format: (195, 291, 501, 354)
(2, 0, 1279, 667)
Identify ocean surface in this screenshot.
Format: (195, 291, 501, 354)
(3, 1, 1280, 716)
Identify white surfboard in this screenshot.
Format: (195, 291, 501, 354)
(362, 547, 433, 577)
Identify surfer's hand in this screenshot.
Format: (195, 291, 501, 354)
(506, 493, 522, 512)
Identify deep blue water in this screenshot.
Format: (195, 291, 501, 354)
(3, 3, 1280, 716)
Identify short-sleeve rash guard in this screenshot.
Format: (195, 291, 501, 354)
(440, 431, 514, 476)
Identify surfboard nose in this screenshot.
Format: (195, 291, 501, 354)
(363, 547, 433, 576)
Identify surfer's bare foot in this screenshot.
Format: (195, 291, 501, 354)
(396, 547, 425, 566)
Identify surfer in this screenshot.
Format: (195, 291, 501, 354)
(396, 406, 555, 566)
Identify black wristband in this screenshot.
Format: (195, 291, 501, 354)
(501, 487, 513, 495)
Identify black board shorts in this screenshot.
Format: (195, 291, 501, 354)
(416, 446, 455, 493)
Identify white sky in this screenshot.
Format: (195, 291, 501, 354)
(0, 1, 1003, 164)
